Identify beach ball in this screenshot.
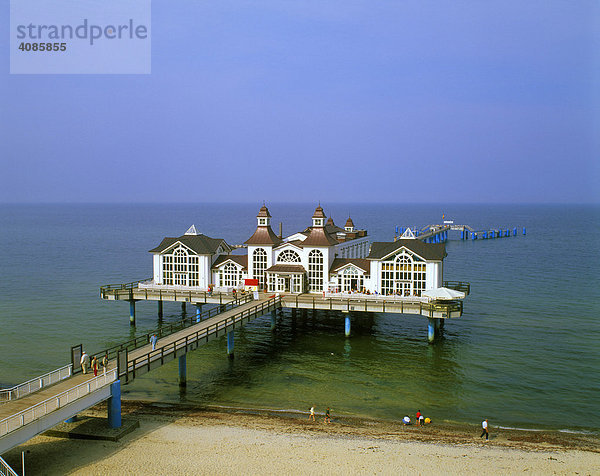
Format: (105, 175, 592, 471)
(425, 418, 431, 424)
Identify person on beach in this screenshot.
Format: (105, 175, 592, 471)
(91, 356, 98, 376)
(309, 406, 316, 422)
(324, 407, 331, 424)
(403, 416, 411, 425)
(80, 351, 90, 374)
(480, 419, 489, 440)
(416, 410, 422, 426)
(150, 333, 158, 350)
(102, 353, 108, 375)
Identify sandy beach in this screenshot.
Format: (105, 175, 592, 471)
(3, 401, 599, 475)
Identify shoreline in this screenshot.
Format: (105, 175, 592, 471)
(4, 400, 599, 475)
(115, 400, 600, 453)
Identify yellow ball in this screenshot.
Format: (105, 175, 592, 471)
(424, 418, 431, 424)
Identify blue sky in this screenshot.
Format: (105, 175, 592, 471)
(1, 0, 598, 203)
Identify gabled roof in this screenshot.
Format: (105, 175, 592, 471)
(212, 254, 248, 270)
(367, 240, 447, 261)
(244, 226, 283, 246)
(302, 227, 339, 247)
(149, 234, 230, 255)
(274, 240, 304, 251)
(329, 258, 370, 274)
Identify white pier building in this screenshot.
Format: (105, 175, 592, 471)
(147, 204, 447, 297)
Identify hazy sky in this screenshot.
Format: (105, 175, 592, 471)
(1, 1, 598, 203)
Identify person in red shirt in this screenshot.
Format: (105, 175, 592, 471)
(416, 411, 422, 426)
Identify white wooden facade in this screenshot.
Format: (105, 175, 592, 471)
(148, 207, 446, 295)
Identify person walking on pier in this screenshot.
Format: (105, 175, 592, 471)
(80, 351, 90, 374)
(480, 419, 489, 441)
(150, 333, 158, 351)
(91, 356, 98, 376)
(102, 353, 108, 375)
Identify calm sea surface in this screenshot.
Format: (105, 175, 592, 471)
(1, 204, 599, 433)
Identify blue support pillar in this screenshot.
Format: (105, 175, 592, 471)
(427, 318, 435, 343)
(129, 301, 136, 326)
(108, 380, 121, 428)
(227, 331, 234, 358)
(461, 230, 464, 240)
(196, 304, 202, 323)
(345, 316, 351, 337)
(271, 310, 276, 330)
(179, 354, 187, 387)
(513, 227, 517, 236)
(523, 227, 526, 235)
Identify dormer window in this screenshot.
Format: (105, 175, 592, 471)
(259, 218, 266, 226)
(313, 218, 323, 227)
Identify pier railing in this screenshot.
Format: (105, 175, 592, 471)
(283, 294, 463, 318)
(100, 279, 240, 304)
(0, 369, 117, 438)
(120, 296, 282, 382)
(88, 293, 254, 366)
(100, 279, 149, 293)
(0, 364, 73, 404)
(0, 455, 18, 476)
(443, 281, 471, 295)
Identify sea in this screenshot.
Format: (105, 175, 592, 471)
(1, 203, 599, 434)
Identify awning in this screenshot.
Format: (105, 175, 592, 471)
(422, 287, 466, 300)
(266, 264, 306, 274)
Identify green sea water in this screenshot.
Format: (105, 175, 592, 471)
(1, 203, 598, 433)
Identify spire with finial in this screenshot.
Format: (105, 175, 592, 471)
(312, 204, 326, 228)
(244, 203, 282, 246)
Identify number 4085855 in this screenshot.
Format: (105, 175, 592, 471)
(18, 43, 67, 52)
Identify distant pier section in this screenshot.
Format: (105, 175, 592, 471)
(394, 219, 526, 243)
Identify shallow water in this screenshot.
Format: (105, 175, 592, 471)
(1, 203, 598, 432)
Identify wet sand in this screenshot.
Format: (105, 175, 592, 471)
(3, 401, 599, 475)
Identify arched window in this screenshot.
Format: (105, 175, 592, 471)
(221, 262, 241, 288)
(162, 245, 199, 287)
(340, 266, 363, 293)
(379, 250, 425, 296)
(308, 250, 323, 292)
(277, 249, 301, 263)
(253, 248, 267, 289)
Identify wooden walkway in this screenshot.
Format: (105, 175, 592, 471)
(0, 297, 280, 454)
